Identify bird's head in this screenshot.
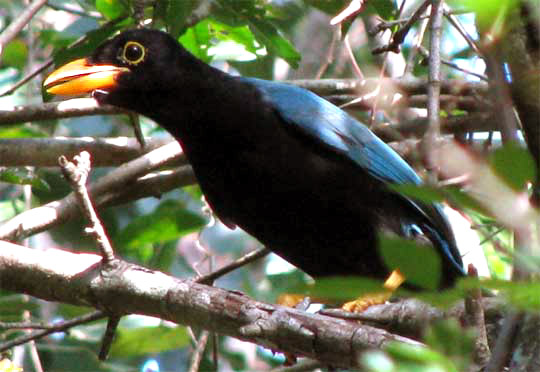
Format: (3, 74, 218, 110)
(44, 29, 198, 110)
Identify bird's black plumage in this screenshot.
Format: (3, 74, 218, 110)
(45, 29, 465, 288)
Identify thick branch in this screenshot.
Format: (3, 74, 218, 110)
(0, 241, 422, 369)
(0, 98, 126, 126)
(0, 137, 175, 167)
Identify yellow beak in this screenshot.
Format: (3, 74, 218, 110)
(44, 58, 129, 95)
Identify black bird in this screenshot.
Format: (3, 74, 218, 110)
(44, 29, 464, 293)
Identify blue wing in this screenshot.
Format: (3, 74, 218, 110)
(242, 77, 465, 275)
(241, 77, 421, 186)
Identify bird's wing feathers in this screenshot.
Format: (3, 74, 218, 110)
(243, 78, 464, 274)
(243, 77, 421, 185)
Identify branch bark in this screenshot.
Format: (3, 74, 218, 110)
(0, 142, 191, 241)
(0, 137, 175, 167)
(0, 81, 488, 126)
(0, 98, 126, 126)
(0, 241, 422, 369)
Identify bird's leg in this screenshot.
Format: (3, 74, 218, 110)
(342, 269, 406, 313)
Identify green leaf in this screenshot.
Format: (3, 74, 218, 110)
(0, 169, 50, 191)
(95, 0, 127, 20)
(52, 19, 129, 67)
(304, 0, 349, 15)
(2, 39, 28, 69)
(0, 200, 25, 221)
(424, 319, 474, 371)
(206, 19, 259, 54)
(443, 186, 488, 214)
(179, 21, 212, 63)
(385, 342, 459, 372)
(291, 276, 383, 301)
(180, 18, 262, 62)
(390, 184, 445, 204)
(246, 16, 300, 67)
(460, 278, 540, 311)
(0, 294, 40, 319)
(368, 0, 396, 20)
(155, 0, 200, 37)
(214, 0, 300, 67)
(0, 126, 46, 138)
(379, 235, 441, 290)
(489, 142, 536, 191)
(168, 0, 199, 38)
(449, 0, 518, 34)
(116, 199, 206, 248)
(110, 325, 189, 357)
(39, 30, 76, 51)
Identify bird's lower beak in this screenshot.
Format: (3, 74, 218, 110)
(44, 58, 129, 95)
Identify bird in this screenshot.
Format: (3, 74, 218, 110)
(44, 28, 465, 299)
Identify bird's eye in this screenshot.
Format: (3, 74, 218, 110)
(121, 41, 145, 65)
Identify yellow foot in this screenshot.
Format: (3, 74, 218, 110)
(342, 269, 406, 313)
(277, 294, 307, 308)
(342, 291, 392, 312)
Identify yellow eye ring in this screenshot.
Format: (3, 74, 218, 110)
(121, 41, 146, 65)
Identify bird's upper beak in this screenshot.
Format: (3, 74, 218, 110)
(44, 58, 129, 95)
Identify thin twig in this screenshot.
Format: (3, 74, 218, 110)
(485, 312, 523, 372)
(0, 322, 54, 330)
(196, 247, 270, 285)
(443, 5, 481, 55)
(483, 53, 520, 144)
(404, 14, 430, 76)
(128, 113, 146, 148)
(464, 265, 491, 366)
(330, 0, 365, 25)
(0, 311, 106, 353)
(372, 0, 431, 54)
(315, 27, 340, 79)
(133, 0, 146, 27)
(418, 46, 488, 81)
(421, 0, 444, 178)
(0, 59, 53, 97)
(369, 15, 429, 36)
(344, 34, 364, 79)
(0, 0, 48, 56)
(99, 315, 121, 361)
(368, 0, 408, 126)
(59, 152, 115, 262)
(188, 331, 210, 372)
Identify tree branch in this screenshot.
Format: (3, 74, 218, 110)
(0, 142, 189, 241)
(0, 241, 422, 369)
(0, 137, 176, 167)
(0, 98, 126, 126)
(0, 81, 488, 126)
(59, 151, 115, 262)
(422, 0, 444, 177)
(0, 0, 47, 57)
